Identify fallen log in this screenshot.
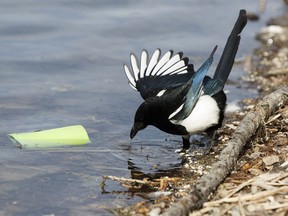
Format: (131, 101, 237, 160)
(161, 86, 288, 216)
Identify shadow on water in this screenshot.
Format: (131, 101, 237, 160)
(0, 0, 285, 215)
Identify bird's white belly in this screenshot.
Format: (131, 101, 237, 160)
(171, 95, 220, 134)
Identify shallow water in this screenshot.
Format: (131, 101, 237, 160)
(0, 1, 284, 215)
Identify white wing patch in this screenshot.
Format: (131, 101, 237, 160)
(130, 54, 139, 81)
(151, 51, 172, 75)
(162, 61, 187, 75)
(156, 89, 166, 97)
(168, 103, 184, 119)
(124, 64, 137, 90)
(146, 49, 161, 76)
(157, 54, 181, 75)
(140, 50, 148, 78)
(124, 49, 190, 91)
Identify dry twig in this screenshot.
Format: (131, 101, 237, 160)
(102, 175, 181, 191)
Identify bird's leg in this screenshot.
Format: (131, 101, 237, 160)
(204, 130, 216, 154)
(182, 135, 191, 150)
(175, 135, 190, 154)
(179, 135, 193, 165)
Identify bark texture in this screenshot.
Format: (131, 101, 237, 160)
(161, 86, 288, 216)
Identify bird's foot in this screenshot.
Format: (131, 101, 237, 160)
(190, 133, 216, 155)
(175, 148, 189, 154)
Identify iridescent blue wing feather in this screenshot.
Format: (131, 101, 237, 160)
(169, 46, 217, 120)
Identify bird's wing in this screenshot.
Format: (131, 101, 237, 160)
(169, 46, 216, 121)
(124, 49, 194, 100)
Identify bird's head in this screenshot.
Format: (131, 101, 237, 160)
(130, 102, 151, 139)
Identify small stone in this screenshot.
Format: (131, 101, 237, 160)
(149, 207, 161, 216)
(262, 155, 279, 166)
(280, 160, 288, 167)
(248, 168, 263, 176)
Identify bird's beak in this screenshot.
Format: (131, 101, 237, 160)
(130, 122, 146, 139)
(130, 126, 138, 139)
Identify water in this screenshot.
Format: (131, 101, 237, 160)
(0, 1, 284, 215)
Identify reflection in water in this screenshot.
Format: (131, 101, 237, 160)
(128, 159, 183, 180)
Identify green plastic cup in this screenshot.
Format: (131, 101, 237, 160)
(8, 125, 91, 148)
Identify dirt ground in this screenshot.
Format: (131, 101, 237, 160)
(105, 7, 288, 216)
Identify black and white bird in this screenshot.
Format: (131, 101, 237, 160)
(124, 10, 247, 150)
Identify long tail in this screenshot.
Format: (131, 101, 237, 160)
(213, 9, 247, 88)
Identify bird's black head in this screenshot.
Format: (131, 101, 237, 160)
(130, 102, 150, 139)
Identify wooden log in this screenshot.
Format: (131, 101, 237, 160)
(161, 86, 288, 216)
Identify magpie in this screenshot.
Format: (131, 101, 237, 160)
(124, 10, 247, 150)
